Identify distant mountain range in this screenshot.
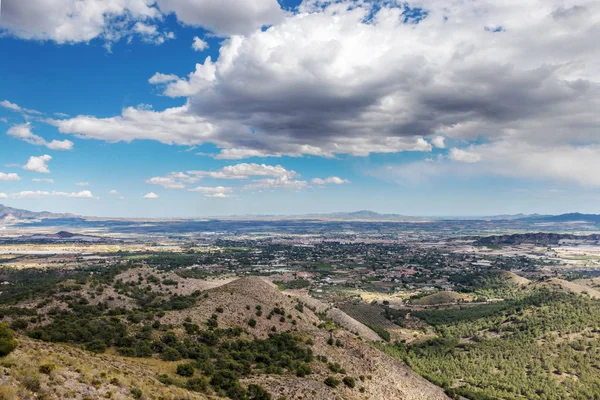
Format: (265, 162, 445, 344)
(2, 203, 600, 224)
(524, 213, 600, 224)
(0, 204, 77, 224)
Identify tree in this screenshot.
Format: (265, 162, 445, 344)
(176, 363, 195, 377)
(0, 323, 17, 357)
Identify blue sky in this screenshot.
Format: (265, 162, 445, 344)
(1, 0, 599, 217)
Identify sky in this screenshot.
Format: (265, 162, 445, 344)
(0, 0, 599, 218)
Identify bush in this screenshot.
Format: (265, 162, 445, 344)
(176, 363, 195, 377)
(343, 376, 356, 388)
(130, 387, 143, 399)
(10, 319, 28, 330)
(160, 347, 182, 361)
(85, 339, 107, 353)
(324, 376, 340, 388)
(247, 384, 271, 399)
(248, 319, 257, 328)
(186, 377, 209, 393)
(296, 363, 311, 377)
(0, 324, 17, 357)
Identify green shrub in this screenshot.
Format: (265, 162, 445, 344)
(247, 384, 271, 399)
(130, 387, 143, 399)
(0, 324, 17, 357)
(160, 347, 182, 361)
(343, 376, 356, 388)
(186, 377, 209, 393)
(296, 363, 311, 377)
(85, 339, 107, 353)
(324, 376, 340, 388)
(248, 318, 257, 328)
(176, 363, 195, 377)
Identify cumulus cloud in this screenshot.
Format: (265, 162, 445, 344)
(311, 176, 350, 185)
(147, 163, 299, 191)
(143, 192, 159, 199)
(0, 0, 284, 44)
(431, 136, 446, 149)
(23, 155, 52, 174)
(0, 193, 6, 199)
(8, 190, 96, 199)
(0, 172, 20, 181)
(146, 175, 187, 189)
(0, 0, 161, 44)
(75, 182, 90, 187)
(192, 36, 209, 51)
(32, 178, 54, 183)
(109, 190, 119, 195)
(188, 186, 233, 198)
(38, 0, 600, 188)
(145, 172, 201, 189)
(133, 22, 175, 44)
(189, 163, 298, 180)
(148, 73, 179, 84)
(154, 0, 284, 36)
(8, 123, 73, 150)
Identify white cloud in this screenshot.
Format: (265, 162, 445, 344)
(46, 140, 74, 151)
(379, 140, 600, 188)
(189, 163, 298, 180)
(311, 176, 350, 185)
(32, 178, 54, 183)
(0, 0, 161, 44)
(147, 163, 299, 192)
(75, 182, 90, 187)
(145, 173, 195, 189)
(109, 190, 119, 195)
(188, 186, 233, 198)
(143, 192, 159, 199)
(8, 123, 73, 150)
(0, 100, 21, 112)
(133, 22, 175, 44)
(0, 172, 20, 182)
(155, 0, 284, 36)
(431, 136, 446, 149)
(192, 36, 209, 51)
(0, 193, 6, 199)
(8, 190, 96, 199)
(243, 177, 308, 191)
(148, 73, 179, 84)
(44, 0, 600, 178)
(0, 0, 285, 44)
(1, 100, 41, 115)
(155, 59, 217, 98)
(448, 148, 482, 163)
(23, 155, 52, 174)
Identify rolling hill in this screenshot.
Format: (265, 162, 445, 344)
(0, 270, 448, 400)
